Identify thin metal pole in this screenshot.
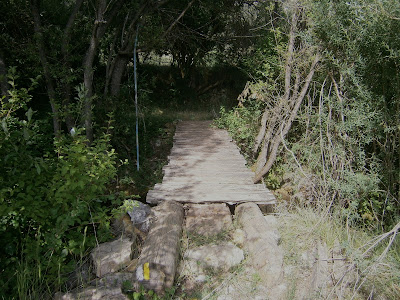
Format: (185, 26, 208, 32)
(134, 25, 140, 171)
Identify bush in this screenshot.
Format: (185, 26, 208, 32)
(0, 70, 118, 298)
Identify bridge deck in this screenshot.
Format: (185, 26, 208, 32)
(146, 120, 276, 205)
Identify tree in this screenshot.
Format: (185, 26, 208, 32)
(252, 0, 320, 183)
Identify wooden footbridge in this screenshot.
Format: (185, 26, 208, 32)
(136, 120, 276, 293)
(146, 120, 276, 205)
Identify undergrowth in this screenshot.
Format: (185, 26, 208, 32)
(277, 202, 400, 299)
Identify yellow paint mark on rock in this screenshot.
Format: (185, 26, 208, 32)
(143, 262, 150, 280)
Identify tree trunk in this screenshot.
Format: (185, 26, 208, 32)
(110, 55, 130, 97)
(31, 0, 60, 137)
(61, 0, 84, 131)
(107, 2, 148, 97)
(253, 54, 320, 183)
(0, 52, 8, 101)
(83, 32, 97, 142)
(107, 0, 192, 97)
(253, 11, 297, 156)
(135, 201, 184, 293)
(82, 0, 122, 142)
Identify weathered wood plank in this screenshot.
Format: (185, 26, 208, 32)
(161, 177, 254, 184)
(146, 190, 275, 204)
(152, 183, 267, 192)
(162, 167, 255, 177)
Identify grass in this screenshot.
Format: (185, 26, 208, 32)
(276, 202, 400, 299)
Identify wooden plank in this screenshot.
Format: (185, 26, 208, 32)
(153, 183, 267, 192)
(146, 120, 276, 206)
(162, 168, 255, 177)
(135, 201, 184, 293)
(146, 190, 276, 204)
(162, 170, 255, 178)
(161, 177, 254, 184)
(167, 155, 246, 161)
(165, 161, 247, 169)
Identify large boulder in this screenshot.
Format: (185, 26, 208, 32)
(91, 238, 132, 277)
(185, 203, 232, 237)
(184, 242, 244, 271)
(235, 203, 286, 299)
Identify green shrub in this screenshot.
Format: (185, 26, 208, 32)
(0, 70, 118, 298)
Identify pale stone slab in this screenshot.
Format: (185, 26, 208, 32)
(184, 242, 244, 271)
(235, 203, 286, 298)
(185, 203, 232, 236)
(91, 238, 132, 278)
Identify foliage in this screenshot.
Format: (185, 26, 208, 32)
(124, 285, 179, 300)
(218, 0, 400, 227)
(0, 70, 118, 298)
(214, 106, 260, 160)
(308, 0, 400, 225)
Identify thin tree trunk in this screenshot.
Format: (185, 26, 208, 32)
(254, 54, 320, 183)
(61, 0, 84, 131)
(283, 11, 297, 102)
(82, 0, 122, 142)
(253, 110, 268, 154)
(104, 34, 117, 96)
(31, 0, 60, 137)
(83, 30, 98, 142)
(108, 0, 192, 97)
(108, 2, 148, 96)
(253, 11, 297, 155)
(0, 52, 8, 101)
(110, 56, 130, 96)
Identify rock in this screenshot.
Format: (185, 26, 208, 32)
(185, 203, 232, 237)
(90, 272, 133, 289)
(125, 200, 153, 233)
(184, 242, 244, 271)
(125, 259, 138, 272)
(264, 215, 281, 244)
(231, 228, 246, 247)
(235, 203, 285, 298)
(91, 238, 132, 277)
(217, 295, 233, 300)
(111, 213, 136, 239)
(179, 259, 206, 277)
(54, 287, 128, 300)
(312, 241, 330, 290)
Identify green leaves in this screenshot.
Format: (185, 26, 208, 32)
(0, 71, 119, 298)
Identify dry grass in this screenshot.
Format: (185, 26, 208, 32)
(276, 202, 400, 299)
